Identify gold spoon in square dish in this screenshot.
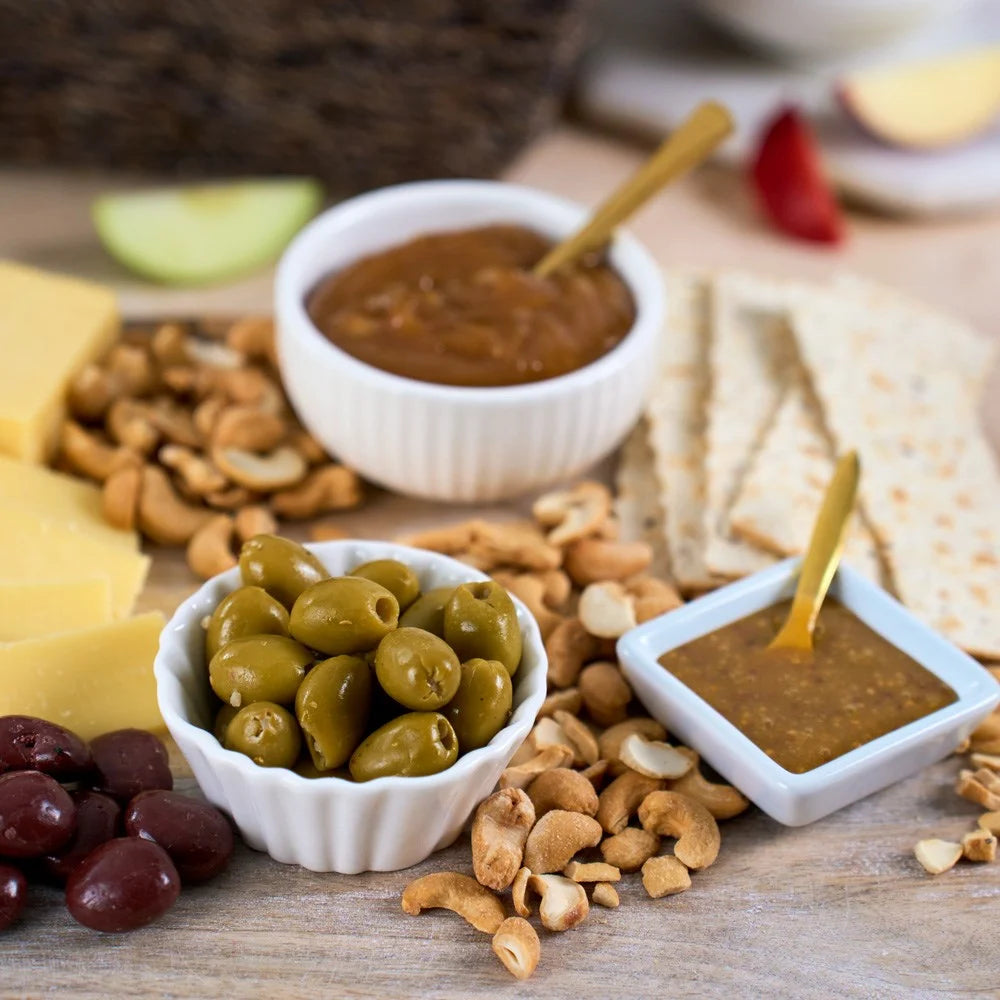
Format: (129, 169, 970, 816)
(533, 101, 734, 278)
(768, 450, 861, 654)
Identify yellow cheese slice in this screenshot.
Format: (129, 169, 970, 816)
(0, 611, 166, 740)
(0, 260, 119, 463)
(0, 578, 112, 641)
(0, 505, 149, 619)
(0, 455, 138, 550)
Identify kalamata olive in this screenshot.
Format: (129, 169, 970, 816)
(0, 863, 27, 931)
(66, 838, 180, 933)
(124, 791, 234, 884)
(41, 791, 121, 883)
(89, 730, 172, 801)
(0, 771, 76, 858)
(0, 715, 92, 780)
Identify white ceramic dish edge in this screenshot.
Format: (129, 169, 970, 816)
(617, 559, 1000, 826)
(154, 540, 547, 873)
(275, 179, 664, 502)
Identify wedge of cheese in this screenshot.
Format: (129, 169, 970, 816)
(0, 260, 119, 463)
(0, 611, 165, 739)
(0, 505, 149, 619)
(0, 578, 112, 641)
(0, 455, 138, 550)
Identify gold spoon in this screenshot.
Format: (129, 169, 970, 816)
(533, 101, 734, 279)
(768, 450, 861, 654)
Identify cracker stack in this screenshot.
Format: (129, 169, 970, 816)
(618, 270, 1000, 661)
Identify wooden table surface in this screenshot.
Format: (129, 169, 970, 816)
(2, 126, 999, 999)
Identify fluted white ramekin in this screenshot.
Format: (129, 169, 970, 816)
(275, 179, 664, 502)
(154, 540, 547, 873)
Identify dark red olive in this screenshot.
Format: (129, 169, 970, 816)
(0, 863, 27, 931)
(124, 791, 233, 884)
(41, 791, 121, 883)
(65, 838, 180, 933)
(0, 772, 76, 858)
(89, 730, 172, 801)
(0, 716, 92, 780)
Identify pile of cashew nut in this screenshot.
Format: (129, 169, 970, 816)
(58, 319, 362, 579)
(399, 482, 750, 981)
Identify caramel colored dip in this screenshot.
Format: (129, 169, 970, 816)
(658, 600, 957, 774)
(306, 225, 635, 387)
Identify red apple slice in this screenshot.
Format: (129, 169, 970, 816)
(750, 107, 845, 246)
(839, 46, 1000, 150)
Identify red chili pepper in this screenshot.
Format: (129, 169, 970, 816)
(750, 107, 845, 245)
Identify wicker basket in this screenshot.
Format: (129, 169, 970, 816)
(0, 0, 593, 194)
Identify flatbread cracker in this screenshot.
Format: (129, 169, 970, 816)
(644, 272, 722, 592)
(791, 286, 1000, 658)
(614, 418, 671, 581)
(728, 378, 884, 582)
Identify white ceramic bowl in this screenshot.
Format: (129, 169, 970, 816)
(275, 179, 664, 502)
(617, 559, 1000, 827)
(154, 540, 547, 873)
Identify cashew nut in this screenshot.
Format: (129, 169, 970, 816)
(309, 521, 349, 542)
(144, 400, 202, 448)
(400, 872, 505, 934)
(60, 421, 142, 482)
(591, 882, 620, 908)
(187, 514, 237, 580)
(511, 866, 532, 917)
(501, 574, 563, 640)
(913, 838, 962, 875)
(641, 855, 691, 898)
(532, 481, 611, 546)
(538, 687, 582, 719)
(215, 368, 284, 413)
(288, 428, 328, 465)
(185, 337, 244, 370)
(980, 811, 1000, 835)
(526, 768, 599, 818)
(638, 790, 721, 870)
(596, 770, 663, 835)
(226, 316, 276, 365)
(598, 718, 669, 775)
(400, 520, 478, 555)
(528, 717, 573, 755)
(151, 323, 189, 366)
(553, 710, 600, 766)
(580, 759, 610, 789)
(527, 874, 589, 932)
(961, 828, 997, 863)
(204, 484, 258, 510)
(523, 810, 602, 874)
(101, 465, 143, 532)
(67, 364, 117, 421)
(212, 445, 307, 492)
(192, 395, 228, 439)
(600, 827, 661, 873)
(159, 444, 229, 495)
(499, 746, 574, 789)
(538, 568, 572, 609)
(492, 917, 540, 981)
(137, 465, 212, 545)
(234, 505, 278, 544)
(564, 538, 652, 586)
(667, 748, 749, 820)
(578, 661, 633, 727)
(211, 405, 286, 452)
(578, 581, 637, 639)
(471, 788, 535, 892)
(626, 575, 684, 623)
(620, 734, 694, 780)
(971, 713, 1000, 753)
(545, 617, 601, 689)
(105, 398, 158, 455)
(105, 343, 158, 396)
(468, 520, 562, 572)
(563, 860, 620, 883)
(271, 464, 362, 519)
(956, 768, 1000, 810)
(971, 751, 1000, 771)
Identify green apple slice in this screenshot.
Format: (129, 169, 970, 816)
(93, 178, 323, 285)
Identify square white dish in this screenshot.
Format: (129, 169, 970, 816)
(616, 558, 1000, 826)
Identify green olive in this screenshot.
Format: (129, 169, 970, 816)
(443, 581, 523, 676)
(374, 627, 461, 711)
(348, 712, 458, 781)
(239, 534, 329, 609)
(348, 559, 421, 612)
(293, 758, 347, 779)
(442, 658, 513, 752)
(295, 655, 372, 770)
(225, 701, 302, 768)
(213, 703, 239, 743)
(205, 585, 290, 661)
(209, 635, 313, 708)
(398, 587, 455, 637)
(289, 577, 399, 655)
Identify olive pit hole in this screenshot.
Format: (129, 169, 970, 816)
(434, 720, 457, 754)
(374, 597, 396, 623)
